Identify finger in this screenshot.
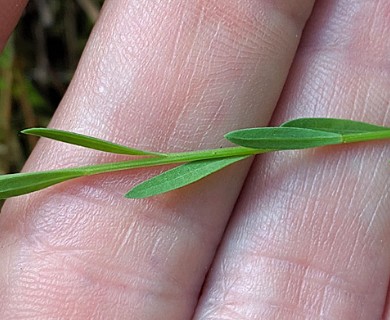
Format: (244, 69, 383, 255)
(0, 0, 316, 318)
(0, 0, 28, 51)
(194, 0, 390, 319)
(0, 0, 315, 318)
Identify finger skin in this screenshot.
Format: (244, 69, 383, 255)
(194, 0, 390, 319)
(0, 0, 315, 318)
(0, 0, 28, 51)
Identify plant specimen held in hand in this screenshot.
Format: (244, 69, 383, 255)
(0, 118, 389, 200)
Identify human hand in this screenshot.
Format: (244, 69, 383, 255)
(1, 1, 389, 319)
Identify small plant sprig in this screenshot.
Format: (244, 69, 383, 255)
(1, 118, 390, 200)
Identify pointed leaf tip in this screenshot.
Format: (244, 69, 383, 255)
(125, 156, 248, 198)
(22, 128, 164, 156)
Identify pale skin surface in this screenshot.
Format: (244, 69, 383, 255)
(0, 0, 389, 319)
(0, 0, 28, 51)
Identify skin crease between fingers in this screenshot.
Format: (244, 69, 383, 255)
(0, 0, 317, 319)
(194, 0, 390, 319)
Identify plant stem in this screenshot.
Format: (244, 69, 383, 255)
(79, 146, 265, 176)
(342, 130, 390, 143)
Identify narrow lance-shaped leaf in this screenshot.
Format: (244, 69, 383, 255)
(281, 117, 389, 133)
(225, 127, 342, 150)
(0, 169, 86, 199)
(22, 128, 165, 156)
(125, 156, 248, 199)
(281, 118, 390, 143)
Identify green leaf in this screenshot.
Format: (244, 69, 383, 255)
(0, 169, 85, 199)
(281, 118, 388, 134)
(22, 128, 164, 156)
(125, 156, 248, 198)
(281, 118, 390, 143)
(224, 127, 342, 150)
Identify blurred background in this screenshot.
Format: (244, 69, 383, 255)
(0, 0, 104, 207)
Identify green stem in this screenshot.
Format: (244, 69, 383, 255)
(80, 146, 265, 176)
(0, 146, 268, 199)
(342, 130, 390, 143)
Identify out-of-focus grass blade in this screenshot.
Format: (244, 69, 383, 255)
(0, 169, 86, 199)
(22, 128, 164, 156)
(281, 118, 390, 144)
(225, 127, 342, 150)
(125, 156, 248, 199)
